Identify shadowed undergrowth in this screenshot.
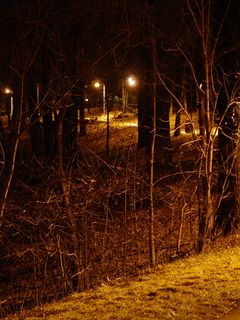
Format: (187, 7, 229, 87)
(1, 112, 238, 319)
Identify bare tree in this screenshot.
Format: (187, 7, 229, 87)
(0, 1, 51, 226)
(171, 0, 239, 249)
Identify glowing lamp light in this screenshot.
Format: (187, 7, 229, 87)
(127, 76, 137, 87)
(92, 80, 106, 113)
(4, 87, 12, 94)
(93, 81, 101, 88)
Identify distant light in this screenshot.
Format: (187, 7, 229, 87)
(93, 81, 101, 88)
(4, 87, 12, 94)
(85, 98, 89, 102)
(127, 76, 137, 87)
(92, 80, 106, 113)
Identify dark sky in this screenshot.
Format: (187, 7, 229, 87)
(0, 0, 239, 86)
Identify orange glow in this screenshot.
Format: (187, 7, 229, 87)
(127, 76, 137, 87)
(93, 81, 101, 88)
(4, 87, 12, 94)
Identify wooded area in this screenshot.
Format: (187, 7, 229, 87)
(0, 0, 239, 316)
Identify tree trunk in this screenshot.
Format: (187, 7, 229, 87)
(78, 84, 86, 137)
(149, 80, 156, 267)
(173, 108, 181, 137)
(79, 98, 86, 137)
(62, 101, 78, 153)
(28, 83, 44, 158)
(215, 98, 240, 235)
(137, 82, 153, 149)
(197, 1, 214, 251)
(43, 111, 57, 159)
(30, 113, 43, 158)
(56, 108, 84, 290)
(0, 77, 24, 227)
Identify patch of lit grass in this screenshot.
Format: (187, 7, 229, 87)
(6, 245, 240, 320)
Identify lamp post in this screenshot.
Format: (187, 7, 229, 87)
(122, 75, 137, 113)
(4, 87, 13, 126)
(93, 79, 111, 154)
(93, 80, 106, 113)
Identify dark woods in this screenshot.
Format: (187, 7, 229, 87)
(0, 0, 239, 316)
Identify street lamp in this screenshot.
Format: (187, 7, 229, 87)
(93, 80, 110, 154)
(127, 76, 137, 87)
(122, 75, 137, 113)
(93, 80, 106, 113)
(4, 87, 13, 126)
(4, 88, 12, 95)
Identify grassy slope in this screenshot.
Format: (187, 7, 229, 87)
(5, 240, 240, 320)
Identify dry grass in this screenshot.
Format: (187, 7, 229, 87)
(6, 241, 240, 320)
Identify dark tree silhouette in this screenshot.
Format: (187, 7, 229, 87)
(214, 0, 240, 235)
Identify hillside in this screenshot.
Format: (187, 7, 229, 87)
(3, 237, 240, 320)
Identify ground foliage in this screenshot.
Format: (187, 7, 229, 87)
(3, 239, 240, 320)
(0, 112, 222, 317)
